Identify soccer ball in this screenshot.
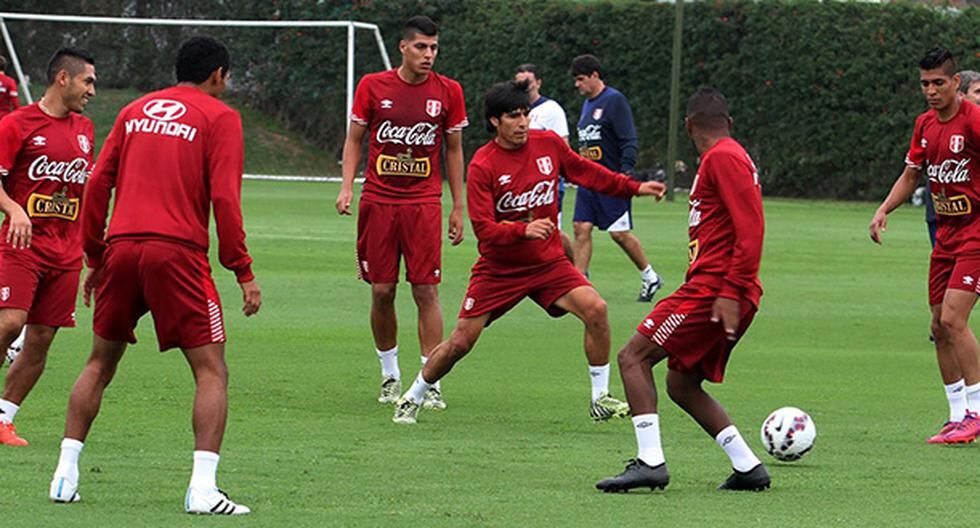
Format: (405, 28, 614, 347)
(760, 407, 816, 462)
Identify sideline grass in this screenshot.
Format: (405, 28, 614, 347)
(2, 182, 965, 527)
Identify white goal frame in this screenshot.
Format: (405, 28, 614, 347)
(0, 12, 392, 182)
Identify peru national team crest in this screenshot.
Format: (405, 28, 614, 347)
(0, 287, 9, 302)
(950, 134, 965, 154)
(77, 134, 91, 154)
(536, 156, 554, 176)
(425, 99, 442, 118)
(592, 107, 604, 120)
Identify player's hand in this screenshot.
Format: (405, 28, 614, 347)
(710, 297, 741, 341)
(240, 280, 262, 316)
(82, 265, 104, 308)
(335, 187, 354, 216)
(637, 181, 667, 201)
(524, 218, 556, 240)
(869, 210, 887, 245)
(6, 205, 31, 249)
(448, 206, 465, 246)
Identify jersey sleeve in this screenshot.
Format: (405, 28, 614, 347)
(7, 79, 18, 110)
(467, 161, 527, 244)
(0, 114, 23, 179)
(81, 115, 123, 268)
(546, 102, 569, 138)
(350, 76, 372, 127)
(709, 152, 765, 300)
(556, 135, 640, 197)
(610, 94, 638, 172)
(207, 111, 254, 283)
(905, 115, 926, 170)
(445, 79, 468, 134)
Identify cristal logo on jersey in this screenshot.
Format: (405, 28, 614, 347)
(27, 187, 79, 221)
(536, 156, 553, 176)
(950, 135, 965, 154)
(376, 120, 439, 146)
(125, 98, 198, 142)
(27, 156, 90, 184)
(142, 99, 187, 121)
(77, 134, 91, 154)
(496, 180, 556, 213)
(376, 148, 431, 178)
(425, 99, 442, 118)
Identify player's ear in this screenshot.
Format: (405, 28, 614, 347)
(727, 116, 734, 132)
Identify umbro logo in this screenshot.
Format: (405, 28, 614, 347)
(434, 269, 441, 278)
(31, 135, 46, 146)
(380, 99, 393, 109)
(964, 276, 975, 286)
(643, 319, 655, 329)
(498, 174, 512, 185)
(721, 434, 736, 446)
(635, 421, 653, 429)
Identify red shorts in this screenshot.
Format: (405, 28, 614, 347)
(928, 252, 980, 306)
(0, 249, 79, 327)
(93, 239, 225, 351)
(459, 257, 591, 326)
(357, 200, 441, 285)
(636, 281, 756, 383)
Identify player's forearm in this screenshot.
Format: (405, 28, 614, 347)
(0, 188, 20, 218)
(876, 167, 921, 215)
(340, 136, 362, 192)
(446, 140, 465, 209)
(213, 196, 255, 283)
(619, 140, 638, 173)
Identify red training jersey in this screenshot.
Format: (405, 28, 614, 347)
(905, 100, 980, 256)
(687, 137, 764, 307)
(0, 74, 19, 118)
(0, 103, 93, 269)
(350, 69, 467, 205)
(467, 130, 640, 269)
(83, 86, 253, 282)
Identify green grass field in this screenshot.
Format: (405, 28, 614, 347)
(2, 181, 967, 526)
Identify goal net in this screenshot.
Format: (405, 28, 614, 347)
(0, 11, 392, 182)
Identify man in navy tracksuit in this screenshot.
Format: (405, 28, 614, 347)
(571, 54, 662, 301)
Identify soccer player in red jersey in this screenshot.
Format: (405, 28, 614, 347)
(870, 47, 980, 445)
(391, 79, 665, 425)
(596, 88, 770, 492)
(0, 56, 20, 119)
(336, 16, 467, 409)
(49, 37, 260, 515)
(0, 48, 95, 447)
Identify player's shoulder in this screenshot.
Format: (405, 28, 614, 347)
(469, 141, 498, 169)
(914, 108, 936, 128)
(360, 69, 396, 86)
(430, 71, 462, 89)
(702, 138, 750, 167)
(528, 128, 563, 147)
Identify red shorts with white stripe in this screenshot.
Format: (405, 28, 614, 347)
(93, 239, 226, 351)
(928, 252, 980, 306)
(0, 248, 79, 328)
(635, 280, 756, 383)
(356, 200, 442, 285)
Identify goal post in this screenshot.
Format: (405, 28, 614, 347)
(0, 12, 392, 182)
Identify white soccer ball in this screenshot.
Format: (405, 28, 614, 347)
(760, 407, 816, 462)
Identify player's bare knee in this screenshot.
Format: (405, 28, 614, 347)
(371, 284, 397, 306)
(28, 325, 57, 347)
(583, 298, 609, 329)
(0, 312, 26, 344)
(617, 343, 643, 370)
(939, 311, 968, 335)
(447, 332, 474, 359)
(609, 230, 629, 244)
(410, 284, 439, 307)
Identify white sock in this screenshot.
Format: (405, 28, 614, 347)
(632, 414, 665, 466)
(377, 346, 399, 380)
(9, 328, 25, 350)
(189, 450, 220, 491)
(965, 382, 980, 415)
(589, 364, 610, 401)
(641, 265, 658, 282)
(715, 425, 761, 472)
(54, 438, 84, 484)
(945, 379, 967, 422)
(420, 356, 440, 390)
(405, 371, 432, 404)
(0, 399, 19, 424)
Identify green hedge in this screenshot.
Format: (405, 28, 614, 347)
(3, 0, 978, 199)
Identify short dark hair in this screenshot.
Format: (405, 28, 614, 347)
(920, 47, 956, 76)
(403, 15, 438, 40)
(176, 36, 230, 84)
(570, 54, 601, 78)
(515, 63, 540, 79)
(484, 79, 531, 133)
(686, 87, 730, 130)
(46, 47, 94, 85)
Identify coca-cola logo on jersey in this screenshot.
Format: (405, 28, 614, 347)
(376, 120, 439, 146)
(496, 180, 556, 213)
(27, 156, 90, 184)
(927, 158, 971, 184)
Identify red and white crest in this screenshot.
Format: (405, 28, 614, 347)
(77, 134, 91, 154)
(1, 287, 9, 301)
(950, 134, 965, 154)
(536, 156, 554, 175)
(425, 99, 442, 118)
(592, 107, 604, 120)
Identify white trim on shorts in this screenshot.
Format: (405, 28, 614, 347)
(605, 210, 632, 232)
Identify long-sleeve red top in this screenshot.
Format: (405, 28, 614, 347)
(82, 86, 253, 282)
(687, 137, 764, 306)
(467, 130, 640, 269)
